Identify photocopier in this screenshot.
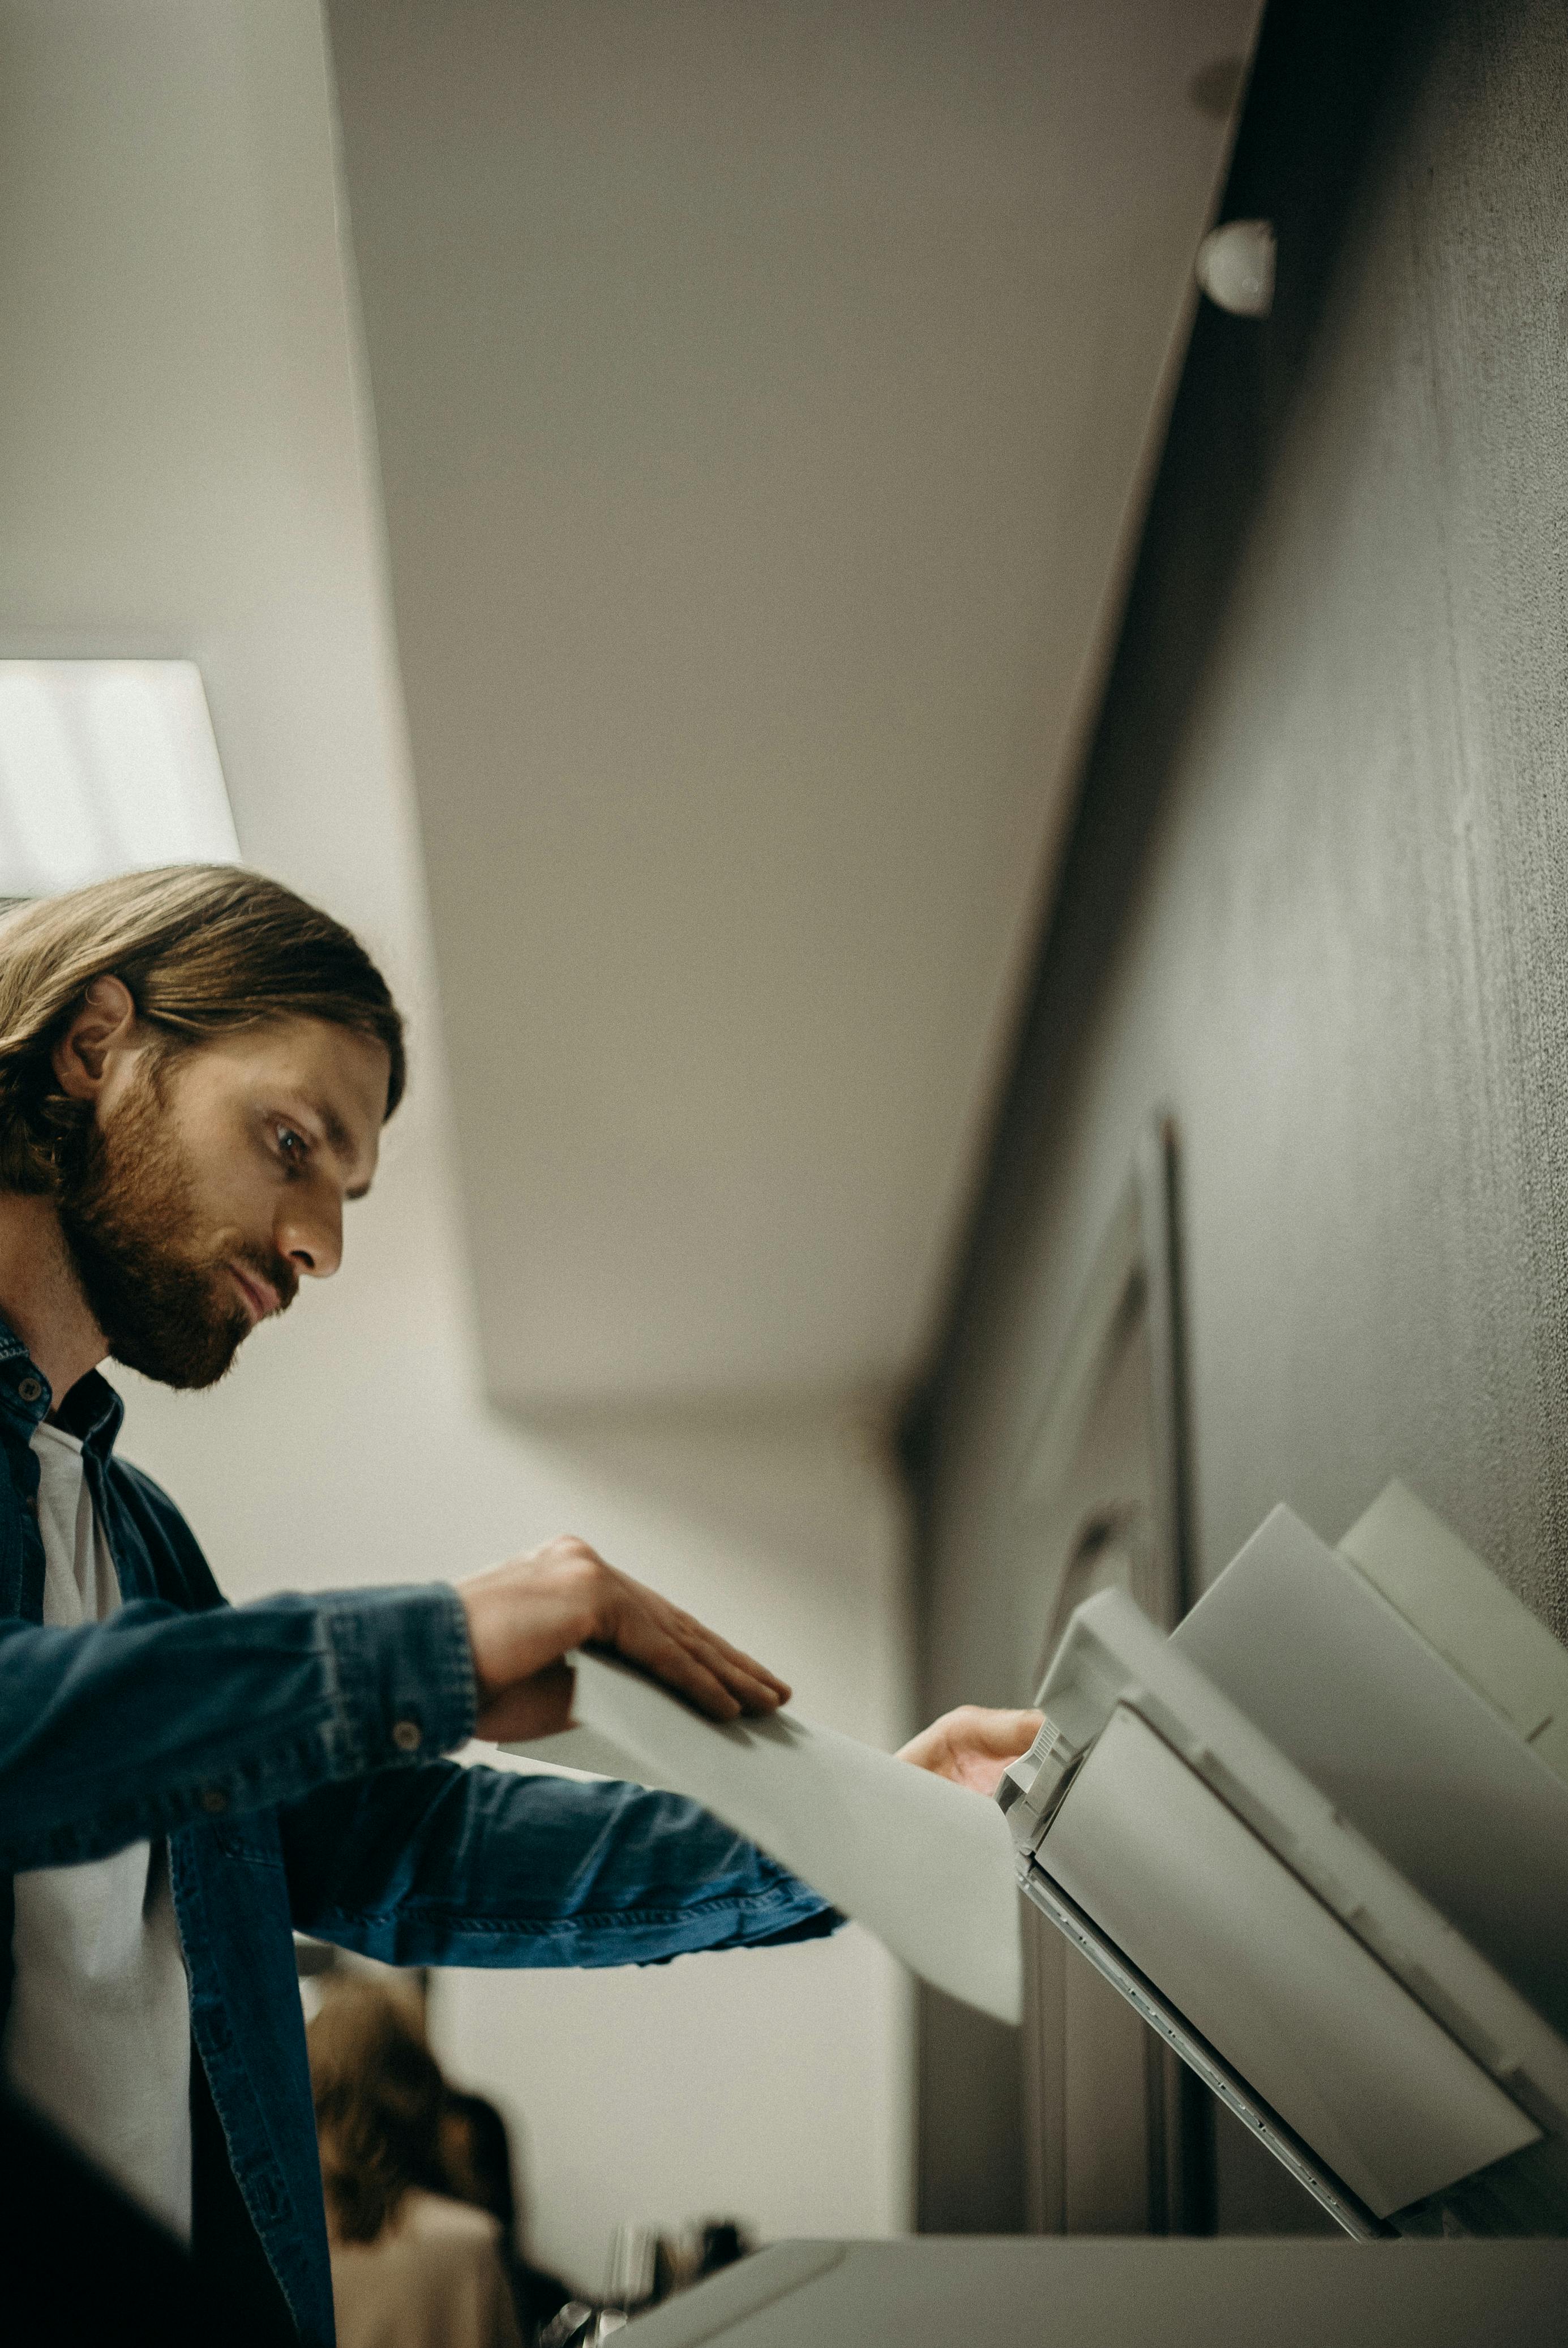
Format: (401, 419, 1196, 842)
(623, 1483, 1568, 2345)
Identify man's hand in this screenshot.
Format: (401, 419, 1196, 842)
(458, 1536, 791, 1743)
(897, 1706, 1043, 1797)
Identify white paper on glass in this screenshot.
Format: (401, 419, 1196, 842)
(504, 1650, 1022, 2024)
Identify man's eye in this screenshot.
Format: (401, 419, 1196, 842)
(277, 1126, 308, 1169)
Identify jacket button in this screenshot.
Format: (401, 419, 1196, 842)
(16, 1376, 42, 1404)
(199, 1787, 229, 1815)
(391, 1719, 423, 1753)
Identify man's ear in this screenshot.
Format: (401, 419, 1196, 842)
(52, 976, 141, 1102)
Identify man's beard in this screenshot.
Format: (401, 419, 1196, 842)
(54, 1061, 289, 1392)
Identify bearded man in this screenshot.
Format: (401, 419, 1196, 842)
(0, 866, 1036, 2348)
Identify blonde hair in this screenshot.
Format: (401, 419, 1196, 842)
(0, 866, 404, 1193)
(308, 1980, 446, 2246)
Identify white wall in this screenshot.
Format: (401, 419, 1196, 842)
(0, 0, 912, 2291)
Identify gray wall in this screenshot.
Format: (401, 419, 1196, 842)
(914, 0, 1568, 2231)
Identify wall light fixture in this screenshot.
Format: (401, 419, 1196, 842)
(0, 660, 239, 900)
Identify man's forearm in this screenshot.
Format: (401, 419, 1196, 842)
(0, 1583, 475, 1870)
(281, 1759, 838, 1970)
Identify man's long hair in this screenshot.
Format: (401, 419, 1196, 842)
(0, 865, 405, 1194)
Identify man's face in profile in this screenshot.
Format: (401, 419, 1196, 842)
(54, 1017, 387, 1391)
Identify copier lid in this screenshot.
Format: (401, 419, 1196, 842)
(1043, 1702, 1535, 2216)
(1172, 1504, 1568, 2034)
(1013, 1580, 1568, 2224)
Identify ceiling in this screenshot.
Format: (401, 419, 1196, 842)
(326, 0, 1260, 1415)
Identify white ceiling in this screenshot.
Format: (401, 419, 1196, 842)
(327, 0, 1259, 1415)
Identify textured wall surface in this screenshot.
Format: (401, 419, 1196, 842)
(914, 0, 1568, 2231)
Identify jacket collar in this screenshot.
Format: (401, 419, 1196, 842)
(0, 1311, 125, 1460)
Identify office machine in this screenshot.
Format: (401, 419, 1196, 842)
(622, 1484, 1568, 2343)
(620, 2236, 1567, 2347)
(997, 1482, 1568, 2236)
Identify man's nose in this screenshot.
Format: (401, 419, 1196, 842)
(278, 1195, 343, 1280)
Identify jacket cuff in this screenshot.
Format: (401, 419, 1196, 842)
(320, 1584, 478, 1772)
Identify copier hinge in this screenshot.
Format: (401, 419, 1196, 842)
(995, 1713, 1083, 1859)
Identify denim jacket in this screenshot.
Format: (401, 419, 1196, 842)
(0, 1321, 834, 2346)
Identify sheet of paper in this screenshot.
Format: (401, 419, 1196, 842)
(504, 1651, 1022, 2024)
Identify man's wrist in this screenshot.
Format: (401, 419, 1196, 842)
(455, 1545, 604, 1704)
(455, 1575, 498, 1705)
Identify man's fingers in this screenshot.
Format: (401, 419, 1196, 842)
(650, 1645, 744, 1722)
(897, 1705, 1046, 1792)
(681, 1630, 790, 1712)
(593, 1605, 748, 1721)
(618, 1622, 782, 1723)
(643, 1598, 791, 1705)
(601, 1583, 790, 1716)
(692, 1635, 791, 1703)
(961, 1707, 1043, 1756)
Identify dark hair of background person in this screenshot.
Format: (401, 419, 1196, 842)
(695, 2221, 750, 2277)
(442, 2089, 574, 2342)
(0, 863, 406, 1195)
(440, 2092, 518, 2243)
(309, 1983, 449, 2245)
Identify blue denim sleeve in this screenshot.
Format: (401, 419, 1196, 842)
(280, 1760, 840, 1967)
(0, 1584, 476, 1869)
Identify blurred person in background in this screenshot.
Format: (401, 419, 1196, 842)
(439, 2087, 571, 2344)
(310, 1981, 522, 2348)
